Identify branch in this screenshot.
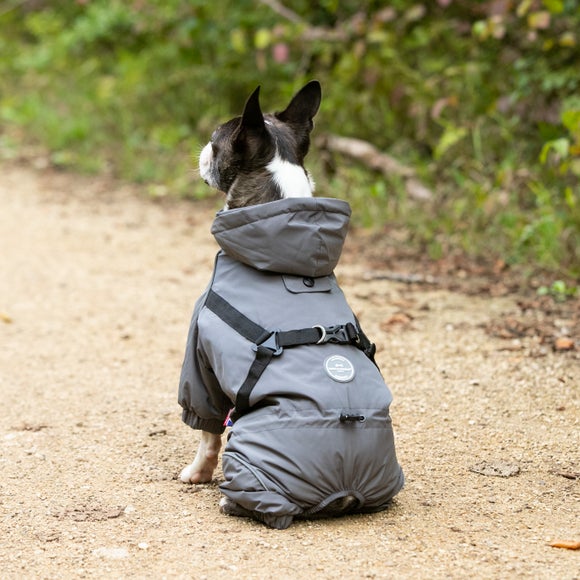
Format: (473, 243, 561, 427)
(257, 0, 360, 42)
(319, 134, 413, 177)
(317, 134, 433, 201)
(257, 0, 304, 24)
(362, 271, 439, 285)
(0, 0, 30, 18)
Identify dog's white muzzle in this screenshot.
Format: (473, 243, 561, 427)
(199, 143, 213, 186)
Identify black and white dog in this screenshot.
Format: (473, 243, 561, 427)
(178, 82, 403, 526)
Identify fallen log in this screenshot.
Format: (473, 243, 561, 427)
(317, 134, 433, 201)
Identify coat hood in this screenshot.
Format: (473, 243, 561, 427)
(211, 197, 351, 277)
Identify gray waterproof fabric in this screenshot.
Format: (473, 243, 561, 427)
(178, 197, 404, 529)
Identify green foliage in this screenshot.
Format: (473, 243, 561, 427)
(0, 0, 578, 275)
(537, 279, 578, 301)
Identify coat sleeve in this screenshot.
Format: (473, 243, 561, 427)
(178, 291, 231, 434)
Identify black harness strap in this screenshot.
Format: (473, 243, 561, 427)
(205, 289, 377, 420)
(205, 290, 271, 345)
(277, 327, 321, 347)
(236, 346, 275, 416)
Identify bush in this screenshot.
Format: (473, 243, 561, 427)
(0, 0, 578, 275)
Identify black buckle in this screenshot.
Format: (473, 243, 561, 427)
(313, 322, 359, 345)
(254, 331, 283, 356)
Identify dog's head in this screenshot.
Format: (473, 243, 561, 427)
(199, 81, 321, 209)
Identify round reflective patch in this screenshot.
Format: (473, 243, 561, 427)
(324, 355, 355, 383)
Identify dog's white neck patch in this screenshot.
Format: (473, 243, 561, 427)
(267, 153, 314, 198)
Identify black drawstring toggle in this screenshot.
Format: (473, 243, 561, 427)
(339, 413, 366, 423)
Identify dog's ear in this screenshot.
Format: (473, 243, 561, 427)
(233, 85, 270, 156)
(233, 87, 271, 159)
(239, 86, 265, 131)
(276, 80, 321, 128)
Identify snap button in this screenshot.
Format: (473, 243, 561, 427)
(303, 277, 315, 288)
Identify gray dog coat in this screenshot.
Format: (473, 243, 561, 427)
(178, 197, 404, 528)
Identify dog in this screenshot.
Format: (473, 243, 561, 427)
(178, 82, 403, 529)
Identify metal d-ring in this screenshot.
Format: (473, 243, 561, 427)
(313, 324, 326, 344)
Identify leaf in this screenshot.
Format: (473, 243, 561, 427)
(472, 20, 488, 40)
(0, 311, 13, 324)
(434, 125, 468, 160)
(230, 29, 247, 54)
(517, 0, 533, 17)
(488, 15, 507, 39)
(554, 337, 575, 351)
(562, 109, 580, 135)
(559, 31, 576, 47)
(528, 11, 551, 30)
(540, 138, 569, 164)
(549, 540, 580, 550)
(272, 43, 289, 64)
(564, 186, 576, 209)
(254, 28, 272, 50)
(381, 312, 413, 329)
(405, 5, 427, 22)
(542, 0, 564, 14)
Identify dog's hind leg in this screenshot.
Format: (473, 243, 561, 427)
(179, 431, 222, 484)
(219, 497, 254, 518)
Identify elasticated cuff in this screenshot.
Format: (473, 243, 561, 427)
(181, 409, 226, 434)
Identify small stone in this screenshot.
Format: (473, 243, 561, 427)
(92, 547, 129, 560)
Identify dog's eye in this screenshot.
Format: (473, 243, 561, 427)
(211, 143, 219, 155)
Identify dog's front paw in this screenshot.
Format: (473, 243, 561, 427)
(179, 432, 222, 484)
(179, 458, 216, 484)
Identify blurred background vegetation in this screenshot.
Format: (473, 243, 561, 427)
(0, 0, 578, 277)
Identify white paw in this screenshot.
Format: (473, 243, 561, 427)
(180, 432, 222, 483)
(179, 463, 197, 484)
(179, 460, 215, 484)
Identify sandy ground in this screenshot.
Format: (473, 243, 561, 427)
(0, 163, 578, 579)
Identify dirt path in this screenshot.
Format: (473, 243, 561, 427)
(1, 163, 578, 579)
